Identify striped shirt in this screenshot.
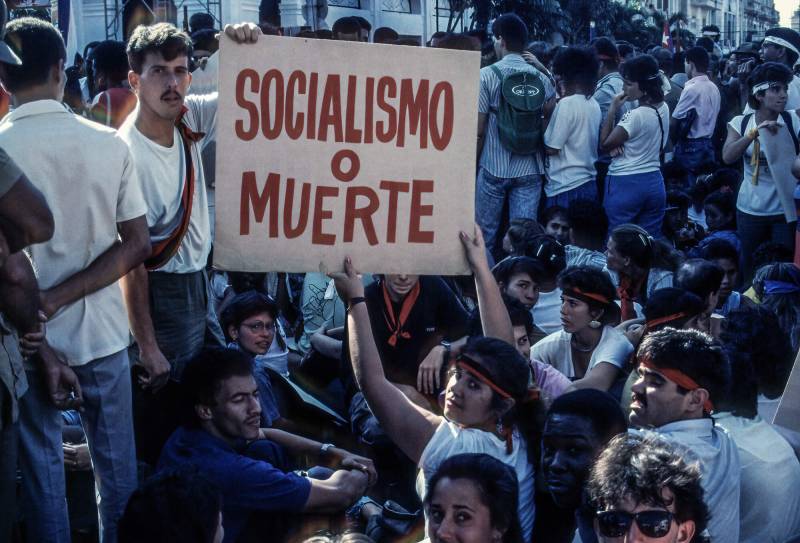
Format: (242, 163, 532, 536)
(478, 54, 555, 178)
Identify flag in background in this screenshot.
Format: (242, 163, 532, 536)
(662, 21, 673, 51)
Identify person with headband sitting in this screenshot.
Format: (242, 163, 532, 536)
(722, 62, 800, 283)
(628, 328, 741, 543)
(605, 224, 682, 321)
(600, 54, 670, 238)
(531, 266, 633, 398)
(330, 229, 545, 542)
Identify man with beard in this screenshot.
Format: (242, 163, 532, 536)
(119, 23, 261, 464)
(536, 389, 627, 542)
(629, 328, 740, 542)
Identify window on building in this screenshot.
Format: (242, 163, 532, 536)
(382, 0, 412, 12)
(328, 0, 362, 8)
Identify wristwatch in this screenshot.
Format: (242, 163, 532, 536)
(319, 442, 336, 456)
(440, 340, 451, 363)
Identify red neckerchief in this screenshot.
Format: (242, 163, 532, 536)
(144, 106, 204, 270)
(382, 281, 421, 347)
(617, 271, 647, 321)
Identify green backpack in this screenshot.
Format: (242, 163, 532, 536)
(489, 65, 547, 155)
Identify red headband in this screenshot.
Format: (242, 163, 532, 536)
(640, 358, 714, 413)
(457, 358, 512, 399)
(645, 312, 690, 330)
(563, 287, 611, 306)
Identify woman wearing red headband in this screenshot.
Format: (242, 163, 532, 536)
(330, 228, 544, 542)
(531, 266, 633, 398)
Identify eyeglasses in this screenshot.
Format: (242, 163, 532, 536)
(241, 321, 276, 333)
(596, 510, 674, 538)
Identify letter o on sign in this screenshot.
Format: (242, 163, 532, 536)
(331, 149, 360, 182)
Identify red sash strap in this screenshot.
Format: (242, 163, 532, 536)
(144, 106, 205, 271)
(382, 281, 421, 347)
(617, 273, 646, 322)
(640, 358, 714, 413)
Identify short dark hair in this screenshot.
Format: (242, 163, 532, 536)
(1, 17, 66, 93)
(541, 205, 568, 228)
(552, 46, 598, 93)
(332, 16, 361, 37)
(220, 290, 278, 333)
(611, 224, 682, 272)
(666, 190, 691, 213)
(567, 199, 608, 247)
(504, 218, 545, 256)
(118, 469, 222, 543)
(557, 266, 620, 325)
(373, 26, 399, 44)
(642, 287, 705, 331)
(526, 235, 566, 281)
(593, 37, 619, 70)
(701, 238, 738, 265)
(650, 46, 674, 74)
(506, 296, 534, 335)
(191, 29, 219, 53)
(92, 40, 129, 85)
(492, 256, 545, 287)
(747, 62, 793, 109)
(127, 23, 192, 74)
(189, 12, 215, 33)
(685, 46, 710, 72)
(352, 16, 372, 31)
(752, 241, 793, 272)
(547, 389, 627, 443)
(588, 433, 709, 541)
(491, 14, 528, 53)
(695, 37, 714, 53)
(637, 328, 730, 405)
(674, 258, 724, 300)
(424, 453, 523, 543)
(181, 348, 254, 425)
(703, 190, 736, 229)
(620, 54, 664, 103)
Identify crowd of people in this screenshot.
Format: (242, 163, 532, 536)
(1, 2, 800, 543)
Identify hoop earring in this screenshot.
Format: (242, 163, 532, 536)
(589, 319, 602, 329)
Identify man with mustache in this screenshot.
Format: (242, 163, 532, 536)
(628, 328, 740, 543)
(118, 22, 260, 465)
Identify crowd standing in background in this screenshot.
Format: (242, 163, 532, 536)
(0, 3, 800, 542)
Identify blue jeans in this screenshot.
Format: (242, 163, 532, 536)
(673, 138, 715, 186)
(736, 210, 796, 283)
(475, 168, 542, 258)
(19, 349, 136, 543)
(604, 170, 666, 238)
(545, 180, 598, 209)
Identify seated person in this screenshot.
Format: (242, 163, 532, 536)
(689, 189, 741, 258)
(674, 259, 724, 338)
(491, 256, 548, 343)
(542, 206, 570, 245)
(588, 433, 710, 543)
(628, 328, 740, 542)
(538, 390, 627, 543)
(118, 469, 224, 543)
(617, 287, 707, 349)
(701, 238, 752, 316)
(501, 217, 545, 258)
(157, 348, 373, 542)
(662, 191, 703, 252)
(753, 262, 800, 353)
(605, 224, 680, 321)
(424, 453, 523, 543)
(565, 199, 609, 269)
(531, 266, 633, 396)
(331, 228, 544, 541)
(527, 235, 568, 335)
(716, 311, 800, 543)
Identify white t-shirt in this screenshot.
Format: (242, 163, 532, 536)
(713, 412, 800, 543)
(0, 100, 147, 365)
(532, 287, 563, 335)
(728, 112, 800, 217)
(119, 94, 217, 273)
(608, 102, 670, 176)
(531, 325, 633, 379)
(543, 95, 601, 196)
(418, 420, 535, 542)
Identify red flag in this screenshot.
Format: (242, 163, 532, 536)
(662, 21, 673, 51)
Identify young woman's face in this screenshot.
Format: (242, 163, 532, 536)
(605, 238, 628, 274)
(622, 78, 643, 101)
(230, 311, 275, 356)
(560, 294, 598, 333)
(756, 82, 788, 112)
(443, 362, 498, 430)
(703, 203, 731, 232)
(502, 272, 540, 310)
(427, 477, 503, 543)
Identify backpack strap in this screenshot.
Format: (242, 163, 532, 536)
(780, 110, 800, 155)
(645, 104, 666, 163)
(740, 113, 753, 139)
(488, 65, 503, 115)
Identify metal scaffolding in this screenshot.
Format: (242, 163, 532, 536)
(103, 0, 222, 39)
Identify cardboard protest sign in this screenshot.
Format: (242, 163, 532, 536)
(773, 347, 800, 432)
(213, 35, 480, 274)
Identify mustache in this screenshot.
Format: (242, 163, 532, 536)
(161, 91, 183, 101)
(631, 392, 647, 407)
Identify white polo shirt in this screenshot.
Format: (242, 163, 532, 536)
(0, 100, 147, 366)
(119, 94, 216, 273)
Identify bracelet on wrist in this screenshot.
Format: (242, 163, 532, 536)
(348, 297, 366, 310)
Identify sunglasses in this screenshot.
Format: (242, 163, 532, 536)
(596, 510, 674, 538)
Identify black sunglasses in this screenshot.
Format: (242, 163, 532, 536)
(596, 510, 674, 538)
